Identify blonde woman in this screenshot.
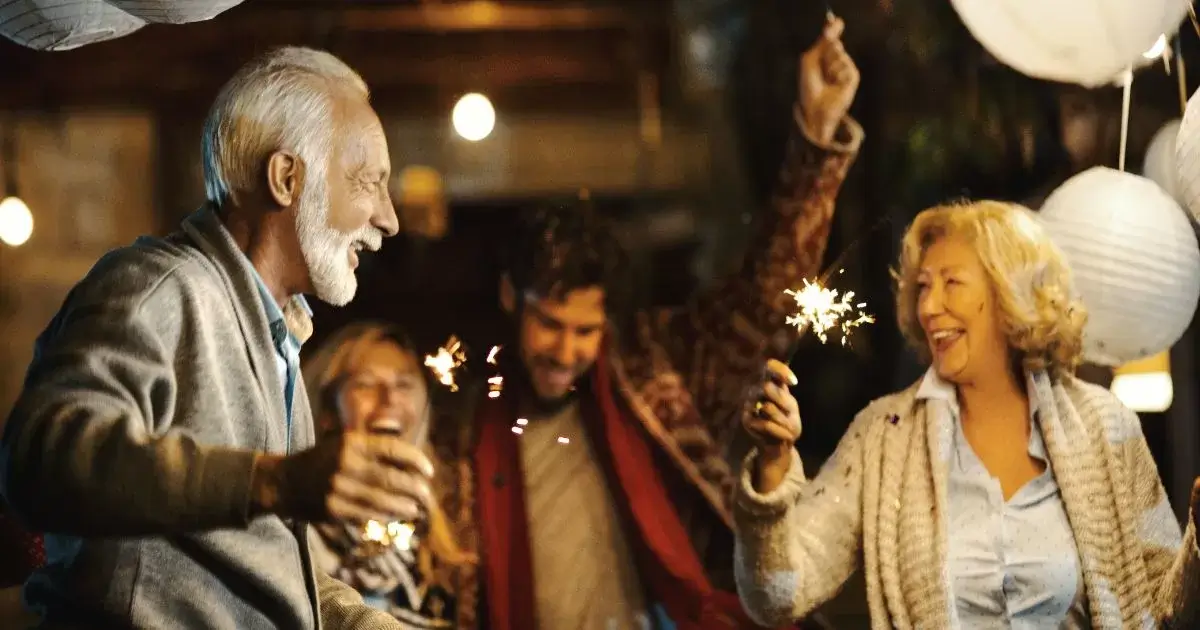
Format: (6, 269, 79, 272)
(303, 322, 475, 628)
(736, 200, 1200, 628)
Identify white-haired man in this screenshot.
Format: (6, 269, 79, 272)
(0, 47, 429, 629)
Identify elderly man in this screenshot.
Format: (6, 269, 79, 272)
(0, 48, 431, 629)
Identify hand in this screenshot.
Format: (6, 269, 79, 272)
(252, 431, 435, 526)
(744, 359, 802, 492)
(797, 16, 859, 145)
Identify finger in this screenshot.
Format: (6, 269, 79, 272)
(331, 474, 424, 522)
(327, 492, 420, 526)
(745, 417, 794, 443)
(371, 436, 436, 478)
(765, 359, 798, 386)
(762, 400, 799, 435)
(378, 467, 436, 513)
(325, 495, 380, 525)
(822, 16, 845, 42)
(762, 383, 799, 419)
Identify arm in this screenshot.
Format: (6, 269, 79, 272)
(733, 409, 868, 627)
(315, 571, 402, 630)
(0, 276, 258, 536)
(649, 28, 864, 447)
(1119, 407, 1200, 625)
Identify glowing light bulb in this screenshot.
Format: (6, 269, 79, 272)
(0, 196, 32, 246)
(451, 93, 495, 142)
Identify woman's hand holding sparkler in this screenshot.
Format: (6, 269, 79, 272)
(745, 359, 803, 494)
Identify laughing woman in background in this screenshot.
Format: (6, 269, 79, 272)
(303, 322, 475, 628)
(735, 200, 1200, 628)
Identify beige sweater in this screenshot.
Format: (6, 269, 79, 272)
(733, 372, 1200, 629)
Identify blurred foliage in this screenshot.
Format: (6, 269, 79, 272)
(876, 0, 1068, 210)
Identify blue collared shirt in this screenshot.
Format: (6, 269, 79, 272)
(246, 267, 310, 454)
(916, 370, 1088, 629)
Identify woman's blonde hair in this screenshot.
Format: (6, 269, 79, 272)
(893, 200, 1088, 377)
(303, 322, 476, 574)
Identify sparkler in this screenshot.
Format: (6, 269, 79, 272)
(783, 271, 875, 349)
(359, 519, 416, 555)
(424, 336, 466, 392)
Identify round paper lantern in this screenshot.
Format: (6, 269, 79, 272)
(1144, 119, 1181, 202)
(1040, 167, 1200, 366)
(103, 0, 245, 24)
(949, 0, 1188, 87)
(1173, 89, 1200, 222)
(0, 0, 144, 51)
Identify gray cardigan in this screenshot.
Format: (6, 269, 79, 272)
(0, 206, 397, 629)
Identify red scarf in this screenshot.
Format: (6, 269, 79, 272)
(473, 350, 757, 630)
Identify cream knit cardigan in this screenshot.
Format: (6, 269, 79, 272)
(733, 372, 1200, 629)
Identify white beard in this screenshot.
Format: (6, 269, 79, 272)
(295, 175, 381, 306)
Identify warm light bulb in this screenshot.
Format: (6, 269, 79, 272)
(1143, 34, 1168, 59)
(0, 196, 32, 246)
(451, 93, 496, 142)
(1112, 372, 1173, 412)
(1111, 351, 1173, 413)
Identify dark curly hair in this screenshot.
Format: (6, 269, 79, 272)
(502, 196, 629, 315)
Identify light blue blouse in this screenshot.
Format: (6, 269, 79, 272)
(916, 371, 1089, 629)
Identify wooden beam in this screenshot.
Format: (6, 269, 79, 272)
(0, 25, 649, 106)
(244, 0, 667, 32)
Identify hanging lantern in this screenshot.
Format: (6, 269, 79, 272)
(103, 0, 245, 24)
(948, 0, 1187, 87)
(1172, 89, 1200, 222)
(1144, 119, 1181, 202)
(1039, 167, 1200, 366)
(0, 0, 144, 51)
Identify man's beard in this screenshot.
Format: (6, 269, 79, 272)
(295, 174, 381, 307)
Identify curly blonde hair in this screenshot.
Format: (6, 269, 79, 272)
(893, 200, 1088, 378)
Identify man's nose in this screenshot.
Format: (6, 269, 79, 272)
(553, 334, 577, 365)
(374, 193, 400, 238)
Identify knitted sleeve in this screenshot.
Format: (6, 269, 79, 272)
(1119, 404, 1200, 626)
(731, 409, 870, 627)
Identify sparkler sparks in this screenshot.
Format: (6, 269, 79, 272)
(784, 274, 875, 345)
(360, 519, 416, 553)
(424, 336, 466, 392)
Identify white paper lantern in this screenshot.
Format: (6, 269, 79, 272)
(949, 0, 1188, 87)
(1040, 167, 1200, 366)
(1173, 90, 1200, 222)
(1144, 119, 1181, 202)
(103, 0, 245, 24)
(0, 0, 144, 51)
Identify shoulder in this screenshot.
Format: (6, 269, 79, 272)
(68, 233, 220, 317)
(850, 382, 920, 429)
(1055, 374, 1142, 445)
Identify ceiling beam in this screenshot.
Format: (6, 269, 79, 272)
(243, 0, 667, 32)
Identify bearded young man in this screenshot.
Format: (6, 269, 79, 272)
(423, 19, 863, 630)
(0, 48, 433, 629)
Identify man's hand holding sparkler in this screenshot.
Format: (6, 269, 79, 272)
(745, 359, 803, 494)
(798, 15, 859, 145)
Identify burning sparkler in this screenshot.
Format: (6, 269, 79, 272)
(358, 519, 416, 556)
(783, 271, 874, 347)
(424, 336, 466, 392)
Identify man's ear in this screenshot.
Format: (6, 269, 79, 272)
(266, 150, 303, 209)
(499, 274, 516, 314)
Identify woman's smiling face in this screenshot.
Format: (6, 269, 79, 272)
(916, 236, 1011, 384)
